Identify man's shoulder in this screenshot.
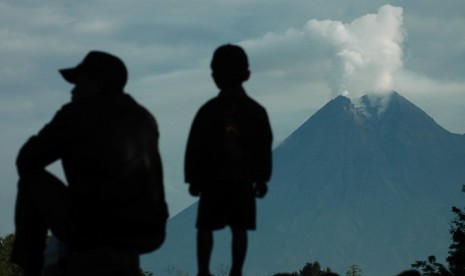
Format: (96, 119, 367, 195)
(52, 101, 81, 119)
(120, 94, 151, 113)
(54, 94, 155, 121)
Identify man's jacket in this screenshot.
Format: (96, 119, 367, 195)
(17, 93, 168, 252)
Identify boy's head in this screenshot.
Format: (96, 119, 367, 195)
(211, 44, 250, 89)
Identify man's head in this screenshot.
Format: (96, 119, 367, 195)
(211, 44, 250, 90)
(60, 51, 128, 98)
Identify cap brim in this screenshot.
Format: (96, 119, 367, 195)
(59, 67, 81, 84)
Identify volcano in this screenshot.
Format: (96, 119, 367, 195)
(141, 92, 465, 275)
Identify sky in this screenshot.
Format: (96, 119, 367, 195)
(1, 0, 464, 236)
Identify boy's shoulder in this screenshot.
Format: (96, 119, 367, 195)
(195, 91, 268, 122)
(196, 96, 221, 114)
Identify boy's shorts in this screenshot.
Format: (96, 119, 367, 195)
(196, 181, 256, 230)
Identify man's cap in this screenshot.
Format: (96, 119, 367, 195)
(59, 51, 128, 89)
(211, 44, 249, 73)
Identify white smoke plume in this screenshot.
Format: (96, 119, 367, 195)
(306, 4, 405, 97)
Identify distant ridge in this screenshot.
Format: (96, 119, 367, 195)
(142, 91, 465, 275)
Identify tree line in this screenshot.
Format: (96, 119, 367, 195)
(411, 206, 465, 275)
(1, 205, 464, 275)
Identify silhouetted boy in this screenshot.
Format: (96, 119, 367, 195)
(185, 44, 273, 276)
(11, 51, 168, 276)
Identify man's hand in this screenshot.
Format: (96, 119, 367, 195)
(189, 182, 201, 197)
(254, 181, 267, 198)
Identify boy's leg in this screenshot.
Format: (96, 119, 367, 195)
(197, 228, 213, 276)
(230, 227, 247, 276)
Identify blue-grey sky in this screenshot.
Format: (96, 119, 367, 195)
(1, 0, 464, 236)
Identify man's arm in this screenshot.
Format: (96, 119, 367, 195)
(17, 108, 69, 177)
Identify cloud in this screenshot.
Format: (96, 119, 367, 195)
(393, 70, 465, 134)
(233, 5, 408, 140)
(306, 4, 405, 97)
(1, 1, 464, 235)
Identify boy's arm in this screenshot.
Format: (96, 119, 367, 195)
(254, 109, 273, 198)
(258, 110, 273, 181)
(184, 109, 207, 195)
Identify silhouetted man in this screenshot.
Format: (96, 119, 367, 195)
(185, 44, 273, 276)
(11, 51, 168, 276)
